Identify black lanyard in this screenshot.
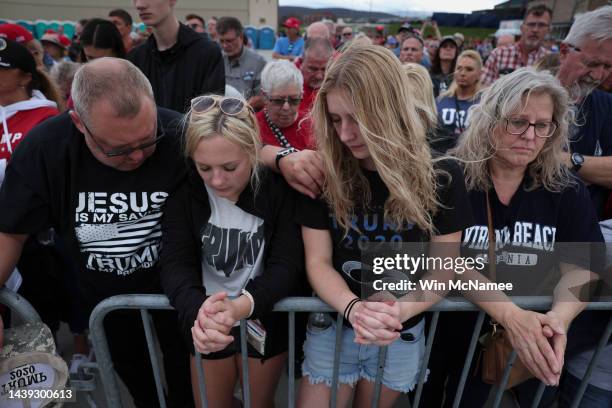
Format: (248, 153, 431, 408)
(454, 96, 465, 134)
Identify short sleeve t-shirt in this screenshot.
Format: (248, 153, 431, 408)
(272, 37, 304, 57)
(0, 109, 186, 309)
(201, 185, 265, 297)
(435, 95, 478, 152)
(431, 72, 453, 98)
(569, 90, 612, 220)
(296, 160, 474, 327)
(462, 178, 604, 294)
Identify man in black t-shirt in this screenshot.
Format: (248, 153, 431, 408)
(0, 58, 192, 407)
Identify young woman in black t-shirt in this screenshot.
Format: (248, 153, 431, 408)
(295, 45, 473, 407)
(159, 95, 303, 408)
(449, 68, 602, 406)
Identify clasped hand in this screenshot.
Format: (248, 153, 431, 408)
(191, 292, 238, 354)
(502, 308, 567, 386)
(349, 300, 403, 346)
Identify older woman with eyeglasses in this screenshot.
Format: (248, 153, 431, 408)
(160, 94, 303, 408)
(442, 67, 603, 406)
(259, 60, 324, 199)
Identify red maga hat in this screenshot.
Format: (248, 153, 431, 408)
(0, 23, 34, 44)
(283, 17, 301, 29)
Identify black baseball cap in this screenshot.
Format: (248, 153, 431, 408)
(0, 37, 37, 75)
(398, 23, 415, 33)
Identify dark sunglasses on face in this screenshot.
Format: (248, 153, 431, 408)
(268, 96, 302, 107)
(191, 95, 249, 116)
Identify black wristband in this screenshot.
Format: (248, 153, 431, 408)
(343, 298, 361, 321)
(275, 147, 298, 171)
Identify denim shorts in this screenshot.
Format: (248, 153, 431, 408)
(302, 318, 426, 393)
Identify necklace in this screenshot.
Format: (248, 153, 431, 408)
(264, 110, 293, 148)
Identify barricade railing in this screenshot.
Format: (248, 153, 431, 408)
(89, 295, 612, 408)
(0, 288, 98, 406)
(0, 287, 41, 324)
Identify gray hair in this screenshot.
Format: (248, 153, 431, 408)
(261, 60, 304, 94)
(564, 5, 612, 47)
(50, 61, 80, 96)
(71, 57, 154, 123)
(453, 67, 573, 192)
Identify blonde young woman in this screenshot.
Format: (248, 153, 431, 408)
(295, 44, 473, 407)
(447, 68, 601, 407)
(434, 50, 483, 153)
(402, 63, 438, 132)
(159, 95, 303, 408)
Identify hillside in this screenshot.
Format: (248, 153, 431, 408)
(279, 6, 402, 21)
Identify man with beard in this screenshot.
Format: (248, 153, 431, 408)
(217, 16, 266, 110)
(558, 5, 612, 219)
(556, 6, 612, 407)
(481, 4, 551, 85)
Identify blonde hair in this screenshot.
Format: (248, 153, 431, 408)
(312, 44, 440, 235)
(184, 95, 262, 188)
(439, 50, 482, 99)
(402, 63, 438, 130)
(453, 67, 573, 192)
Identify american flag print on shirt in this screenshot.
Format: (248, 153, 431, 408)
(74, 191, 169, 276)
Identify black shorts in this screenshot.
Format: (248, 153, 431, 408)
(196, 313, 289, 361)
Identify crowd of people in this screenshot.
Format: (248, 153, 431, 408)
(0, 0, 611, 407)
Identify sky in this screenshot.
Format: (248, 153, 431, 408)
(278, 0, 502, 15)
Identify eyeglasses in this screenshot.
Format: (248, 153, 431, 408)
(191, 96, 249, 115)
(504, 118, 557, 138)
(267, 96, 302, 107)
(523, 22, 549, 29)
(342, 32, 353, 37)
(188, 23, 203, 30)
(82, 117, 164, 158)
(566, 44, 612, 72)
(219, 35, 240, 45)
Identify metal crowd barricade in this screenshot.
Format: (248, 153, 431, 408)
(89, 294, 612, 408)
(0, 288, 98, 406)
(0, 287, 41, 324)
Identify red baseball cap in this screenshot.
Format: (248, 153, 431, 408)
(0, 24, 34, 44)
(283, 17, 301, 30)
(58, 34, 71, 48)
(41, 31, 70, 49)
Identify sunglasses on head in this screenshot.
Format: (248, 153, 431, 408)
(190, 96, 249, 116)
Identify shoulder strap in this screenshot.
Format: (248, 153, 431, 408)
(485, 190, 496, 281)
